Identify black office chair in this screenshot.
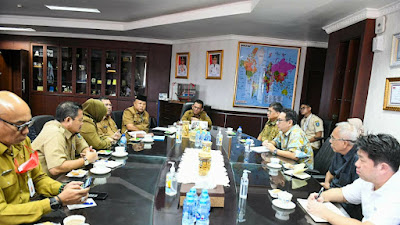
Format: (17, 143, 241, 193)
(28, 115, 55, 141)
(112, 110, 124, 130)
(314, 119, 334, 156)
(308, 137, 335, 181)
(180, 102, 194, 118)
(150, 116, 157, 128)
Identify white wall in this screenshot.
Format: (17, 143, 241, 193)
(169, 35, 326, 114)
(364, 11, 400, 140)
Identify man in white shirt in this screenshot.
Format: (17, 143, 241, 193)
(307, 134, 400, 225)
(177, 57, 187, 77)
(208, 56, 220, 77)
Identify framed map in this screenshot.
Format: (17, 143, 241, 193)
(233, 42, 301, 109)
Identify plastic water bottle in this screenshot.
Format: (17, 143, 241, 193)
(216, 128, 223, 146)
(244, 151, 250, 164)
(195, 130, 201, 148)
(119, 134, 127, 148)
(200, 189, 211, 214)
(189, 188, 199, 222)
(205, 132, 211, 142)
(196, 198, 210, 225)
(200, 131, 206, 145)
(245, 137, 251, 153)
(182, 193, 195, 225)
(237, 126, 243, 145)
(176, 125, 182, 144)
(239, 170, 251, 199)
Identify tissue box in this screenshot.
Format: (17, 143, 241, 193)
(179, 183, 225, 207)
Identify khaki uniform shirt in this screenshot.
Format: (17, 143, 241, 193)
(97, 116, 118, 137)
(32, 120, 89, 178)
(300, 114, 324, 150)
(181, 110, 212, 128)
(258, 120, 279, 142)
(0, 137, 61, 225)
(121, 106, 150, 133)
(80, 115, 112, 150)
(273, 125, 314, 169)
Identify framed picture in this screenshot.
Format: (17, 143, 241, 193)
(233, 42, 301, 109)
(206, 50, 223, 79)
(383, 77, 400, 111)
(175, 52, 190, 79)
(390, 33, 400, 67)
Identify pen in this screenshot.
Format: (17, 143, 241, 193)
(83, 202, 93, 205)
(316, 187, 324, 199)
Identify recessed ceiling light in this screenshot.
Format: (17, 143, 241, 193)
(45, 5, 100, 13)
(0, 27, 36, 32)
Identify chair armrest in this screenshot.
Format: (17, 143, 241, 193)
(311, 174, 326, 182)
(306, 169, 321, 175)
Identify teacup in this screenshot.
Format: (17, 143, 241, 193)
(63, 215, 86, 225)
(115, 146, 126, 153)
(93, 161, 107, 171)
(144, 134, 152, 140)
(278, 191, 293, 205)
(271, 157, 280, 165)
(227, 127, 233, 132)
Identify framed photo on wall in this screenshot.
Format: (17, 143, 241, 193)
(206, 50, 223, 79)
(390, 33, 400, 67)
(383, 77, 400, 111)
(175, 52, 190, 79)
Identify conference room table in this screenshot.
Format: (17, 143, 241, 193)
(33, 127, 332, 225)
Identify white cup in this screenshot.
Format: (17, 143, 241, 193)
(63, 215, 86, 225)
(227, 127, 233, 132)
(278, 191, 293, 205)
(271, 157, 280, 165)
(94, 161, 107, 171)
(115, 146, 125, 153)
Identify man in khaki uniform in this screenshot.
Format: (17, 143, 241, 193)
(122, 95, 150, 133)
(0, 91, 89, 224)
(33, 102, 98, 178)
(300, 103, 323, 150)
(97, 97, 121, 140)
(257, 102, 283, 143)
(181, 99, 212, 128)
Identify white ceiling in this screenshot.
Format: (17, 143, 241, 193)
(0, 0, 399, 43)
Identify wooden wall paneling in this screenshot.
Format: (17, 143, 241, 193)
(0, 50, 12, 91)
(30, 94, 46, 116)
(117, 99, 133, 112)
(147, 100, 157, 118)
(208, 111, 226, 128)
(158, 100, 183, 127)
(225, 114, 262, 138)
(45, 95, 59, 115)
(72, 47, 77, 95)
(20, 50, 30, 104)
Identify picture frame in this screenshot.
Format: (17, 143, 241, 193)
(390, 33, 400, 67)
(175, 52, 190, 79)
(206, 50, 223, 79)
(383, 77, 400, 111)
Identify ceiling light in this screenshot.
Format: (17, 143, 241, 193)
(45, 5, 100, 13)
(0, 27, 35, 32)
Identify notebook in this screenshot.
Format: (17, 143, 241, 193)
(297, 198, 349, 222)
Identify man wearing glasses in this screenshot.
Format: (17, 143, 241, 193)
(0, 91, 89, 224)
(181, 99, 212, 128)
(122, 95, 150, 133)
(263, 108, 314, 169)
(257, 102, 283, 143)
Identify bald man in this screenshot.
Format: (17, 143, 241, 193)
(0, 91, 90, 224)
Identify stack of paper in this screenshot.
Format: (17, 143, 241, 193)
(297, 198, 349, 222)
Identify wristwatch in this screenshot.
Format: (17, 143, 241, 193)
(83, 156, 89, 166)
(273, 149, 278, 156)
(49, 197, 61, 210)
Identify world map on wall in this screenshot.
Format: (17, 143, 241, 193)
(234, 42, 301, 109)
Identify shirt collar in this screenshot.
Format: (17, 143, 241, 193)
(343, 145, 358, 161)
(266, 119, 277, 126)
(283, 125, 297, 137)
(304, 113, 313, 119)
(374, 171, 400, 194)
(0, 142, 8, 155)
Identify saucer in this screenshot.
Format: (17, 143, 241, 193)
(267, 163, 283, 169)
(141, 138, 154, 143)
(90, 167, 111, 175)
(272, 199, 296, 210)
(112, 151, 128, 157)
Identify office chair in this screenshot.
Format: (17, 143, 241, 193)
(180, 102, 194, 119)
(112, 111, 124, 130)
(28, 115, 55, 141)
(308, 137, 335, 181)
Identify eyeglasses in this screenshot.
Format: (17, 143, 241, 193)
(193, 106, 202, 110)
(0, 117, 34, 131)
(276, 119, 287, 123)
(330, 135, 355, 143)
(300, 107, 308, 110)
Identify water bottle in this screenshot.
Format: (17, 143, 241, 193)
(195, 130, 201, 148)
(244, 151, 250, 164)
(176, 125, 182, 144)
(182, 193, 195, 225)
(189, 188, 199, 222)
(239, 170, 251, 199)
(216, 128, 223, 146)
(200, 131, 206, 145)
(119, 134, 127, 148)
(196, 198, 210, 225)
(237, 126, 243, 145)
(205, 132, 211, 142)
(200, 189, 211, 214)
(245, 137, 251, 153)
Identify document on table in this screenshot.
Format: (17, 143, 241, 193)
(67, 198, 97, 210)
(250, 146, 268, 153)
(297, 198, 349, 222)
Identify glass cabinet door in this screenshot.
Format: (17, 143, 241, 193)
(105, 50, 118, 96)
(32, 45, 44, 91)
(47, 46, 58, 92)
(120, 51, 132, 97)
(76, 48, 88, 94)
(61, 47, 73, 93)
(134, 52, 148, 96)
(90, 49, 102, 95)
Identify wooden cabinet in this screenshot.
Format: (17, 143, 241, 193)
(157, 100, 184, 127)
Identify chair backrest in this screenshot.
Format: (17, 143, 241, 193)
(29, 115, 55, 141)
(314, 137, 335, 174)
(112, 110, 124, 130)
(180, 102, 194, 119)
(150, 116, 157, 128)
(323, 119, 333, 140)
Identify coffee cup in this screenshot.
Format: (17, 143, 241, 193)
(271, 157, 280, 165)
(278, 191, 293, 205)
(93, 161, 107, 170)
(63, 215, 86, 225)
(227, 127, 233, 132)
(115, 146, 125, 153)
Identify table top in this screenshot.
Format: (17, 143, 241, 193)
(33, 127, 331, 225)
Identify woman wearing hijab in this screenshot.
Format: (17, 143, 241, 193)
(80, 99, 115, 149)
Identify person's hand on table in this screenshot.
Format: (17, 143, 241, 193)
(262, 140, 269, 147)
(58, 181, 90, 205)
(307, 193, 329, 220)
(85, 147, 98, 163)
(112, 130, 121, 140)
(265, 143, 276, 152)
(320, 182, 330, 190)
